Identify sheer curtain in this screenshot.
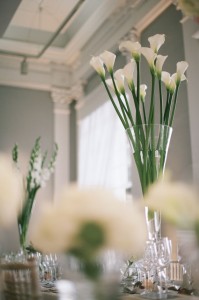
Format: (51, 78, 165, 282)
(78, 99, 131, 200)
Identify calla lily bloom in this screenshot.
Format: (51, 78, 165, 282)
(141, 47, 157, 73)
(90, 56, 105, 78)
(148, 34, 165, 53)
(119, 41, 141, 61)
(122, 61, 136, 90)
(176, 61, 189, 83)
(156, 55, 168, 78)
(100, 51, 116, 74)
(140, 84, 147, 101)
(114, 69, 125, 94)
(161, 71, 176, 93)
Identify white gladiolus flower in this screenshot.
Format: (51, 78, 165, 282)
(33, 155, 42, 171)
(144, 177, 199, 229)
(156, 55, 168, 78)
(140, 84, 147, 101)
(119, 41, 141, 61)
(176, 61, 189, 83)
(90, 56, 105, 78)
(0, 155, 23, 227)
(148, 34, 165, 53)
(114, 69, 125, 93)
(141, 47, 157, 72)
(100, 51, 116, 73)
(31, 186, 147, 256)
(122, 61, 136, 89)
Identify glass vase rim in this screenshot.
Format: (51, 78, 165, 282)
(126, 123, 173, 131)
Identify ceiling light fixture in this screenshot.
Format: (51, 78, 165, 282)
(20, 57, 28, 75)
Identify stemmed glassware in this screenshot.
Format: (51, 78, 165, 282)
(138, 237, 172, 299)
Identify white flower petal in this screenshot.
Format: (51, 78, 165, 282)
(90, 56, 105, 78)
(122, 61, 136, 86)
(141, 47, 157, 68)
(176, 61, 189, 81)
(100, 51, 116, 73)
(119, 41, 141, 60)
(156, 55, 168, 75)
(148, 34, 165, 52)
(114, 69, 125, 92)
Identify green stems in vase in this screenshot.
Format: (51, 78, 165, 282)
(12, 138, 58, 251)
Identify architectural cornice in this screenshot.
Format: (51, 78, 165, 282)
(0, 0, 173, 92)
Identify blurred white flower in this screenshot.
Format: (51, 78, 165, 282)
(143, 177, 199, 229)
(31, 185, 147, 257)
(0, 155, 23, 227)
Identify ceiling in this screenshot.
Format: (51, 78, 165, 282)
(0, 0, 175, 92)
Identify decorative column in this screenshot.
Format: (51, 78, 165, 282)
(51, 87, 71, 200)
(51, 82, 84, 199)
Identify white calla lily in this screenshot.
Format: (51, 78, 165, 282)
(114, 69, 125, 93)
(119, 41, 141, 61)
(176, 61, 189, 82)
(90, 56, 105, 78)
(140, 84, 147, 101)
(122, 61, 136, 89)
(148, 34, 165, 53)
(141, 47, 157, 73)
(100, 51, 116, 73)
(156, 55, 168, 78)
(161, 71, 171, 89)
(162, 71, 176, 93)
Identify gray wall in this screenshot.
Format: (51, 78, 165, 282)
(0, 85, 54, 251)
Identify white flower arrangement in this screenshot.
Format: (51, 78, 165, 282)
(31, 185, 147, 279)
(143, 175, 199, 230)
(0, 155, 23, 227)
(12, 137, 58, 250)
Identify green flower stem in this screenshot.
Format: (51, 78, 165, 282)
(169, 83, 180, 127)
(110, 73, 129, 128)
(164, 92, 173, 125)
(123, 92, 135, 126)
(163, 90, 170, 124)
(136, 60, 141, 124)
(102, 80, 127, 129)
(158, 79, 163, 124)
(18, 187, 39, 250)
(148, 73, 155, 125)
(142, 101, 147, 125)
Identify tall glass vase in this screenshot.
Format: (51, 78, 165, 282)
(125, 124, 173, 298)
(126, 124, 172, 196)
(126, 124, 172, 240)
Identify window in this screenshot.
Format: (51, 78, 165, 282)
(78, 99, 131, 200)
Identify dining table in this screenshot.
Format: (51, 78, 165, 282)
(41, 291, 199, 300)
